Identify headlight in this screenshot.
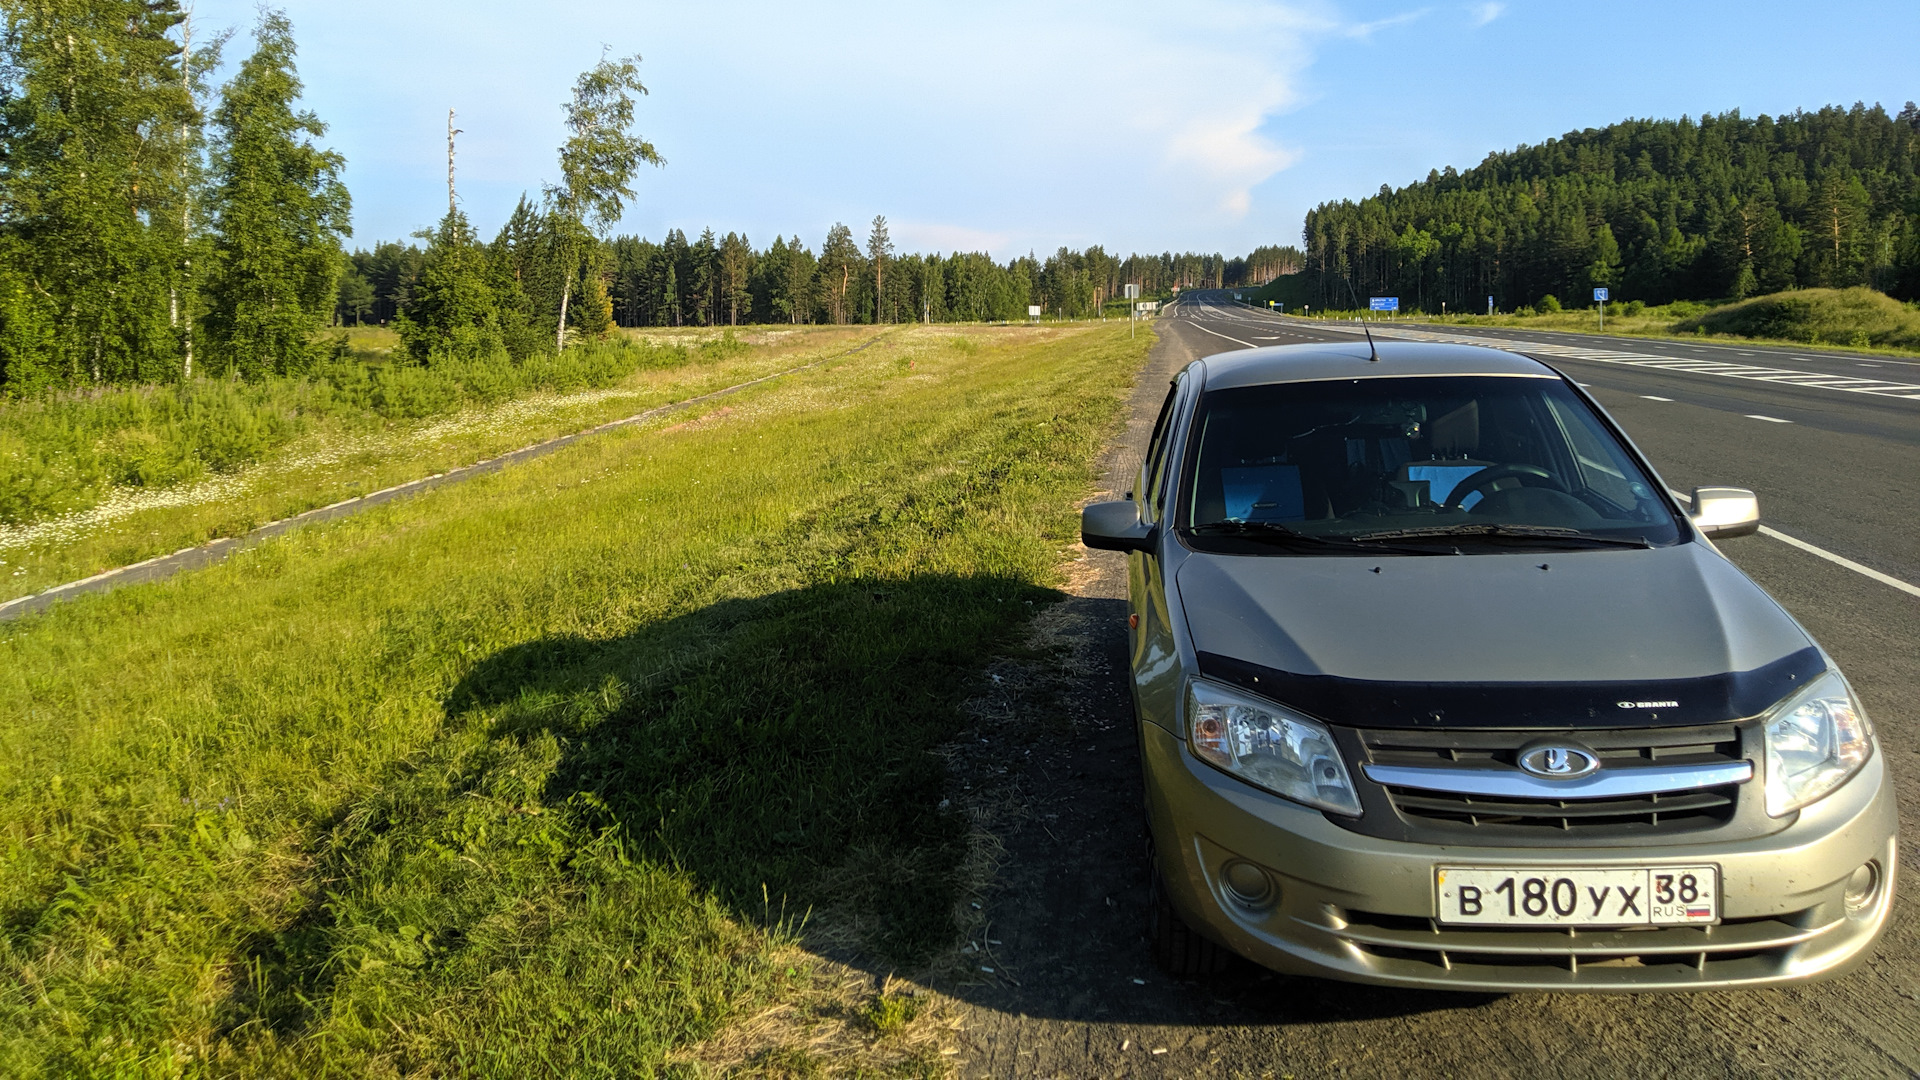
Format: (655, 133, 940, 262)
(1763, 668, 1874, 817)
(1185, 677, 1362, 816)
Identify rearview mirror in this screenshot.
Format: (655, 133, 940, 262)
(1082, 500, 1157, 553)
(1690, 487, 1760, 539)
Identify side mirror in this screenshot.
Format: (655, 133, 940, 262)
(1690, 487, 1760, 539)
(1082, 500, 1157, 553)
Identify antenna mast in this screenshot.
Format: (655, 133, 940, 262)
(447, 109, 463, 222)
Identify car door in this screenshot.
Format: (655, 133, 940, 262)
(1129, 369, 1196, 732)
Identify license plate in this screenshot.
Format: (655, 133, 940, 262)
(1436, 865, 1719, 927)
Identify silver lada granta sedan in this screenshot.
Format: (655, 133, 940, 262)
(1082, 340, 1896, 992)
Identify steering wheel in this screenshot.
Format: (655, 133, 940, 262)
(1443, 463, 1560, 508)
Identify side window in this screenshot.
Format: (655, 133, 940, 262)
(1143, 378, 1186, 519)
(1136, 381, 1179, 505)
(1544, 394, 1638, 509)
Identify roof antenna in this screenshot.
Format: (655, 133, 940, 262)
(1342, 276, 1381, 362)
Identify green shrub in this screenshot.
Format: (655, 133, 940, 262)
(698, 328, 749, 362)
(1621, 299, 1646, 317)
(369, 362, 465, 419)
(1659, 299, 1711, 319)
(1672, 287, 1920, 348)
(1539, 294, 1563, 313)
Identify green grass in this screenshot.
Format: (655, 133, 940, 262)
(0, 336, 701, 525)
(0, 321, 1146, 1075)
(0, 327, 882, 597)
(1671, 286, 1920, 349)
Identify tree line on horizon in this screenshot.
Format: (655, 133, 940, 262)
(339, 229, 1304, 332)
(1298, 103, 1920, 313)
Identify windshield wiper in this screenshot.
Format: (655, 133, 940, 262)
(1188, 521, 1447, 554)
(1343, 523, 1653, 548)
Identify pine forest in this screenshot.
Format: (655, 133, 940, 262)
(1299, 103, 1920, 312)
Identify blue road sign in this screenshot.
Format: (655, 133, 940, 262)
(1593, 287, 1610, 302)
(1369, 297, 1399, 312)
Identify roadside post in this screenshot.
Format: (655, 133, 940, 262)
(1594, 287, 1609, 331)
(1125, 284, 1141, 337)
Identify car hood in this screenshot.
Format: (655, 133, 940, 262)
(1176, 542, 1820, 728)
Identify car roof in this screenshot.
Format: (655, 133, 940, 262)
(1197, 340, 1560, 390)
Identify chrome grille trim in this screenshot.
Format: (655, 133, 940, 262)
(1326, 912, 1829, 956)
(1362, 760, 1753, 800)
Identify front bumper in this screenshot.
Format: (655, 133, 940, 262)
(1142, 722, 1898, 992)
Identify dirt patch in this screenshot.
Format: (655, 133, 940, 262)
(675, 953, 959, 1078)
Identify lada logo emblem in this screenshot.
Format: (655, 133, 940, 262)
(1517, 741, 1601, 780)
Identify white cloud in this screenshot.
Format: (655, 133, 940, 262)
(1345, 9, 1430, 38)
(1471, 2, 1506, 26)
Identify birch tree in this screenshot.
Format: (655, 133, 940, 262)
(547, 52, 662, 351)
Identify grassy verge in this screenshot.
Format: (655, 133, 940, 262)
(0, 327, 882, 598)
(0, 321, 1147, 1075)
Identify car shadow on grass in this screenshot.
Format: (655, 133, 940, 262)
(449, 576, 1488, 1030)
(445, 573, 1063, 966)
(219, 574, 1478, 1051)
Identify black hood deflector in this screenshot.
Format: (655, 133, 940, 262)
(1197, 646, 1825, 730)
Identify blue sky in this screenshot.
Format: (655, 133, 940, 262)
(187, 0, 1920, 259)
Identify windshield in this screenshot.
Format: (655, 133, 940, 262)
(1179, 375, 1681, 554)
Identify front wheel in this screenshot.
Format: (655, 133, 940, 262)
(1148, 862, 1234, 977)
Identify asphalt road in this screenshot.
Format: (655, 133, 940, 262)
(944, 294, 1920, 1077)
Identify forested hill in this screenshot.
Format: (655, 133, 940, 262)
(1300, 103, 1920, 312)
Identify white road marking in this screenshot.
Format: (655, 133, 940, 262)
(1746, 414, 1793, 423)
(1252, 317, 1920, 403)
(1669, 490, 1920, 601)
(1758, 526, 1920, 599)
(1641, 395, 1674, 401)
(1185, 321, 1259, 348)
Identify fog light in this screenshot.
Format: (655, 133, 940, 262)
(1222, 860, 1274, 907)
(1844, 861, 1881, 916)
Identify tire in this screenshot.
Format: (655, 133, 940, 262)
(1149, 861, 1234, 977)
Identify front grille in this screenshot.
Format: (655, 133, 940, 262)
(1335, 906, 1823, 984)
(1383, 786, 1735, 829)
(1333, 723, 1775, 845)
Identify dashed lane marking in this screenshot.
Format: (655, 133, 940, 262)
(1746, 414, 1793, 423)
(1642, 395, 1674, 401)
